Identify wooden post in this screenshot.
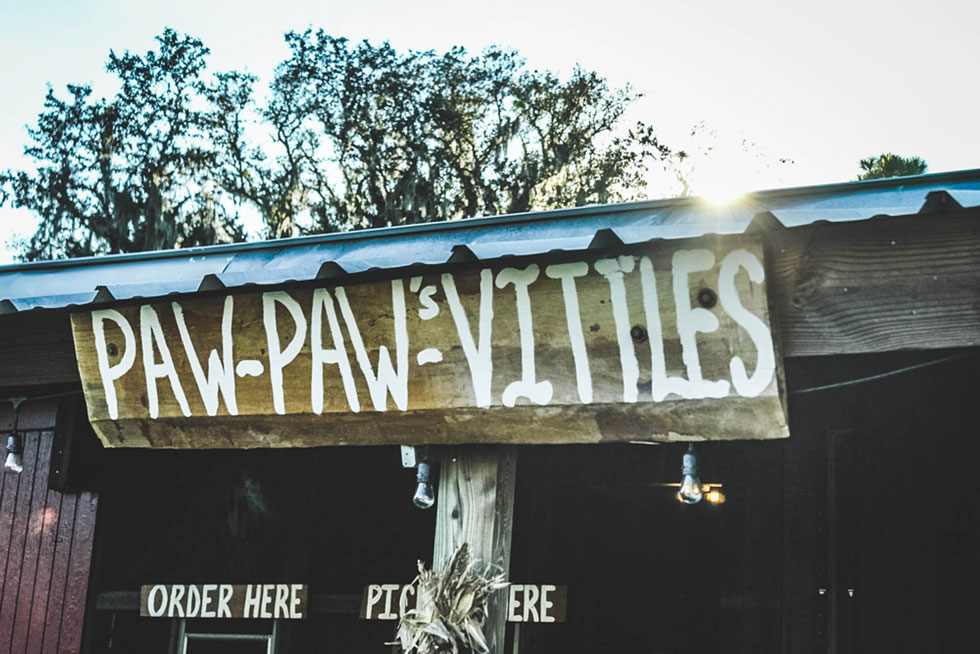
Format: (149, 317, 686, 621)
(433, 445, 517, 653)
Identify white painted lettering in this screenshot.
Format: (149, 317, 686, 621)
(540, 585, 556, 623)
(263, 292, 308, 414)
(672, 250, 730, 398)
(639, 256, 689, 400)
(364, 584, 383, 620)
(522, 585, 540, 622)
(91, 309, 137, 420)
(311, 288, 359, 413)
(719, 250, 776, 397)
(168, 585, 185, 618)
(243, 584, 261, 619)
(416, 348, 442, 366)
(140, 305, 191, 419)
(496, 265, 553, 406)
(185, 585, 201, 618)
(260, 584, 274, 618)
(172, 297, 238, 416)
(545, 262, 593, 403)
(217, 584, 233, 618)
(147, 585, 166, 617)
(275, 584, 290, 618)
(594, 256, 640, 402)
(335, 282, 409, 411)
(200, 584, 217, 618)
(290, 584, 304, 618)
(379, 583, 400, 620)
(508, 585, 524, 622)
(442, 270, 494, 407)
(417, 284, 440, 320)
(236, 360, 263, 377)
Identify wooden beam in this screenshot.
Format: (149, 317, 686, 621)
(433, 446, 517, 653)
(764, 210, 980, 356)
(1, 208, 978, 393)
(0, 311, 79, 387)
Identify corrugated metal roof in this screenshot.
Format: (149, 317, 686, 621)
(2, 169, 979, 313)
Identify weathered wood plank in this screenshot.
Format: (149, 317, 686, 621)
(10, 430, 53, 654)
(58, 490, 98, 653)
(0, 438, 18, 605)
(0, 312, 79, 387)
(765, 210, 980, 356)
(433, 446, 517, 654)
(25, 489, 62, 654)
(0, 430, 42, 647)
(40, 491, 77, 654)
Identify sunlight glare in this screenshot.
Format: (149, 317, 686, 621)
(694, 165, 753, 206)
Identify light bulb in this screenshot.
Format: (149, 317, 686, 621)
(4, 435, 23, 474)
(4, 451, 23, 474)
(679, 444, 703, 504)
(413, 461, 436, 509)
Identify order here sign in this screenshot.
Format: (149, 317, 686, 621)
(72, 236, 787, 449)
(140, 584, 308, 619)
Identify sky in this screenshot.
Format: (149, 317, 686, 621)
(1, 0, 978, 263)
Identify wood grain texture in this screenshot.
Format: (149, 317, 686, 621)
(9, 425, 53, 654)
(0, 312, 79, 387)
(25, 488, 60, 654)
(70, 237, 788, 448)
(59, 490, 98, 653)
(39, 492, 77, 653)
(0, 432, 97, 654)
(765, 210, 980, 356)
(433, 446, 517, 654)
(0, 428, 42, 644)
(0, 400, 98, 654)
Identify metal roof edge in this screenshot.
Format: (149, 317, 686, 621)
(4, 168, 978, 274)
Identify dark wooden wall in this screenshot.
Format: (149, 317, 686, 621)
(0, 398, 98, 654)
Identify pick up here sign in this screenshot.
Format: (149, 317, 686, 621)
(360, 583, 568, 623)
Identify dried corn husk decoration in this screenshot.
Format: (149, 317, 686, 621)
(392, 543, 508, 654)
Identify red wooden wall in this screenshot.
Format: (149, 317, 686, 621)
(0, 398, 98, 654)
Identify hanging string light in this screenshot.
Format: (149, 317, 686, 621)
(401, 445, 437, 510)
(678, 444, 703, 504)
(412, 460, 436, 510)
(3, 398, 26, 474)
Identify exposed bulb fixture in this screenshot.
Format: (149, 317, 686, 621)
(678, 444, 703, 504)
(3, 398, 25, 475)
(4, 434, 23, 474)
(413, 461, 436, 509)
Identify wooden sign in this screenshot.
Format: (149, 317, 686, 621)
(506, 584, 567, 623)
(360, 584, 418, 620)
(71, 237, 788, 448)
(360, 583, 566, 623)
(140, 584, 308, 619)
